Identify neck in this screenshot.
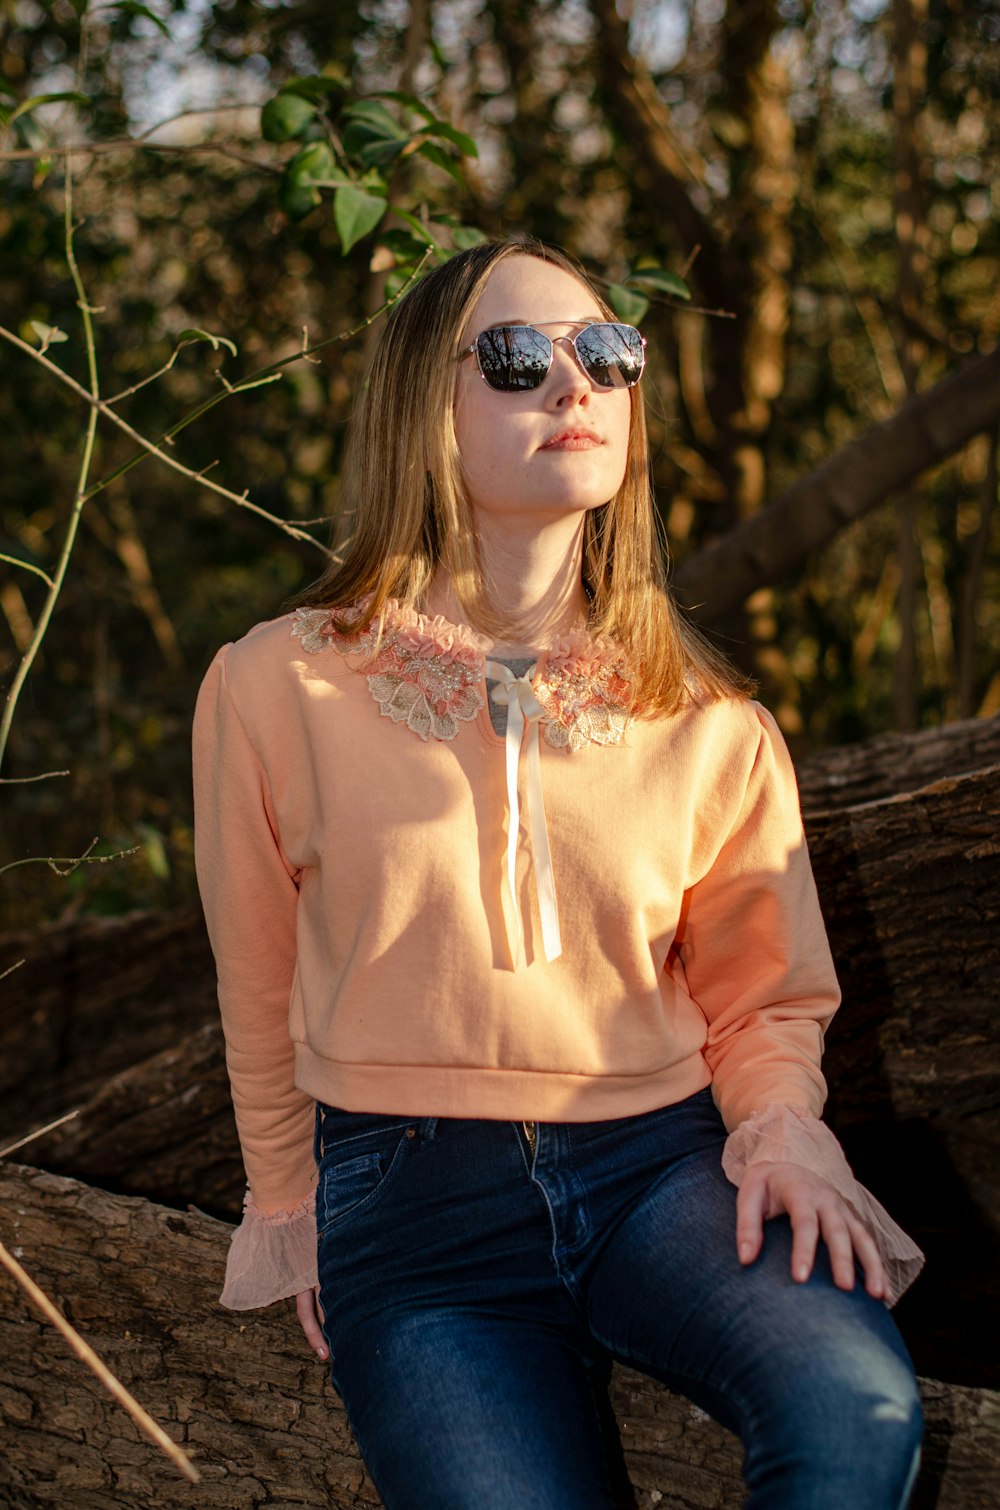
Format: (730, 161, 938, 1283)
(427, 513, 590, 653)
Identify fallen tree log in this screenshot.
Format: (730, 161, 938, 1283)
(0, 905, 216, 1143)
(9, 1022, 244, 1220)
(1, 1164, 997, 1510)
(810, 762, 1000, 1126)
(797, 715, 1000, 815)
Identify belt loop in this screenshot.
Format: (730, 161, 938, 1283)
(421, 1117, 439, 1142)
(313, 1102, 324, 1164)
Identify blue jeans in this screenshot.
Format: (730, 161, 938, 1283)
(315, 1088, 922, 1510)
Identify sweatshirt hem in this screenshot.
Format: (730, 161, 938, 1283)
(293, 1044, 714, 1122)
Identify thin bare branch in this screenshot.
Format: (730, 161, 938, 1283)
(0, 1237, 199, 1483)
(0, 770, 71, 784)
(0, 553, 55, 588)
(0, 840, 140, 879)
(0, 1109, 81, 1159)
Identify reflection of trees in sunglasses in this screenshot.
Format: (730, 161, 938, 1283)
(475, 324, 643, 392)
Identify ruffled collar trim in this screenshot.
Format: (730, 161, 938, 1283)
(294, 595, 625, 677)
(291, 597, 635, 754)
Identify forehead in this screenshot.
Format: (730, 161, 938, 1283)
(465, 255, 604, 338)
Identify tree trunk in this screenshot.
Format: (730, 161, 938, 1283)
(2, 1163, 997, 1510)
(673, 347, 1000, 625)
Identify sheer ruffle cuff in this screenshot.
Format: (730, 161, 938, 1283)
(722, 1103, 924, 1306)
(220, 1187, 318, 1311)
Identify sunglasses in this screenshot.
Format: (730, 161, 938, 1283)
(459, 321, 646, 393)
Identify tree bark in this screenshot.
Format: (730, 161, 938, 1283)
(0, 905, 216, 1143)
(796, 713, 1000, 814)
(1, 1163, 997, 1510)
(673, 346, 1000, 625)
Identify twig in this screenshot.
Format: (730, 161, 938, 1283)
(0, 552, 55, 588)
(0, 1237, 200, 1483)
(0, 1109, 81, 1159)
(0, 959, 25, 983)
(0, 770, 71, 784)
(0, 325, 331, 553)
(0, 841, 140, 878)
(0, 154, 101, 773)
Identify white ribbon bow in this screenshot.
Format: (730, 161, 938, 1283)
(485, 661, 562, 966)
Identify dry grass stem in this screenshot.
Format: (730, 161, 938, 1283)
(0, 1109, 81, 1159)
(0, 1236, 201, 1483)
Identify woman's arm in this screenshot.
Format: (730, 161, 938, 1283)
(678, 705, 923, 1303)
(193, 644, 319, 1309)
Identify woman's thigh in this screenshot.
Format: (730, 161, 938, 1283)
(314, 1108, 619, 1510)
(582, 1135, 922, 1510)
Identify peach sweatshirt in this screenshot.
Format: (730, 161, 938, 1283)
(193, 600, 923, 1309)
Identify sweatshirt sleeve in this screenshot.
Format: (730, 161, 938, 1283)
(678, 703, 840, 1132)
(192, 644, 318, 1309)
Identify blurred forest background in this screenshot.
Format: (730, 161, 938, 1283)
(1, 0, 998, 928)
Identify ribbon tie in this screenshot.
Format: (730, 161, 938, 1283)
(485, 661, 562, 966)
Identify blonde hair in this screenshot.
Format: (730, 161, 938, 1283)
(295, 235, 751, 715)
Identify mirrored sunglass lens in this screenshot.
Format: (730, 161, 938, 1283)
(476, 327, 551, 390)
(576, 323, 644, 388)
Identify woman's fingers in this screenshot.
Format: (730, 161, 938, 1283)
(739, 1162, 888, 1301)
(734, 1169, 767, 1264)
(295, 1286, 329, 1361)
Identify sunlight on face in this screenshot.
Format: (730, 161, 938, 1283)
(454, 255, 633, 528)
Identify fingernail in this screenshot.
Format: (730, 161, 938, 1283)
(316, 1347, 327, 1360)
(795, 1264, 809, 1281)
(739, 1241, 752, 1262)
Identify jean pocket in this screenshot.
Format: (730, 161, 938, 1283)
(316, 1123, 412, 1238)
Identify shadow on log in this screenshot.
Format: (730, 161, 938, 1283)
(2, 1164, 998, 1510)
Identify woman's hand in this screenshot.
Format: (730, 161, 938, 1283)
(736, 1160, 887, 1300)
(296, 1285, 329, 1361)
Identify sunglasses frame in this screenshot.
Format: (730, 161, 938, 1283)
(459, 320, 647, 393)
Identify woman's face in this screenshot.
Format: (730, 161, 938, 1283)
(453, 255, 633, 529)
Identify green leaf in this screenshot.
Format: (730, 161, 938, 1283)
(6, 92, 90, 128)
(29, 320, 69, 351)
(177, 328, 238, 356)
(280, 176, 321, 220)
(287, 140, 348, 189)
(136, 823, 170, 881)
(451, 224, 488, 250)
(108, 2, 172, 39)
(606, 285, 650, 325)
(261, 92, 317, 143)
(393, 209, 441, 249)
(282, 71, 348, 103)
(333, 185, 388, 254)
(625, 267, 691, 302)
(371, 90, 437, 124)
(342, 100, 407, 137)
(420, 119, 478, 159)
(377, 227, 434, 259)
(416, 140, 463, 184)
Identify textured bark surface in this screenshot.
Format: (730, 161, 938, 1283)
(13, 1022, 243, 1220)
(796, 715, 1000, 815)
(0, 905, 216, 1143)
(810, 762, 999, 1125)
(2, 1165, 998, 1510)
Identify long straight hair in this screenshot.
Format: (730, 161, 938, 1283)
(295, 236, 752, 715)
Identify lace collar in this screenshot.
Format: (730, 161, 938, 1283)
(291, 598, 634, 752)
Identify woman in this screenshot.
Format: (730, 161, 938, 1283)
(193, 236, 924, 1509)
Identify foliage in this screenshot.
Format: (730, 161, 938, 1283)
(0, 0, 997, 926)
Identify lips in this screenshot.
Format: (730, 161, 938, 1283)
(540, 429, 602, 450)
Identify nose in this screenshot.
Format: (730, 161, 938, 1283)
(545, 334, 592, 405)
